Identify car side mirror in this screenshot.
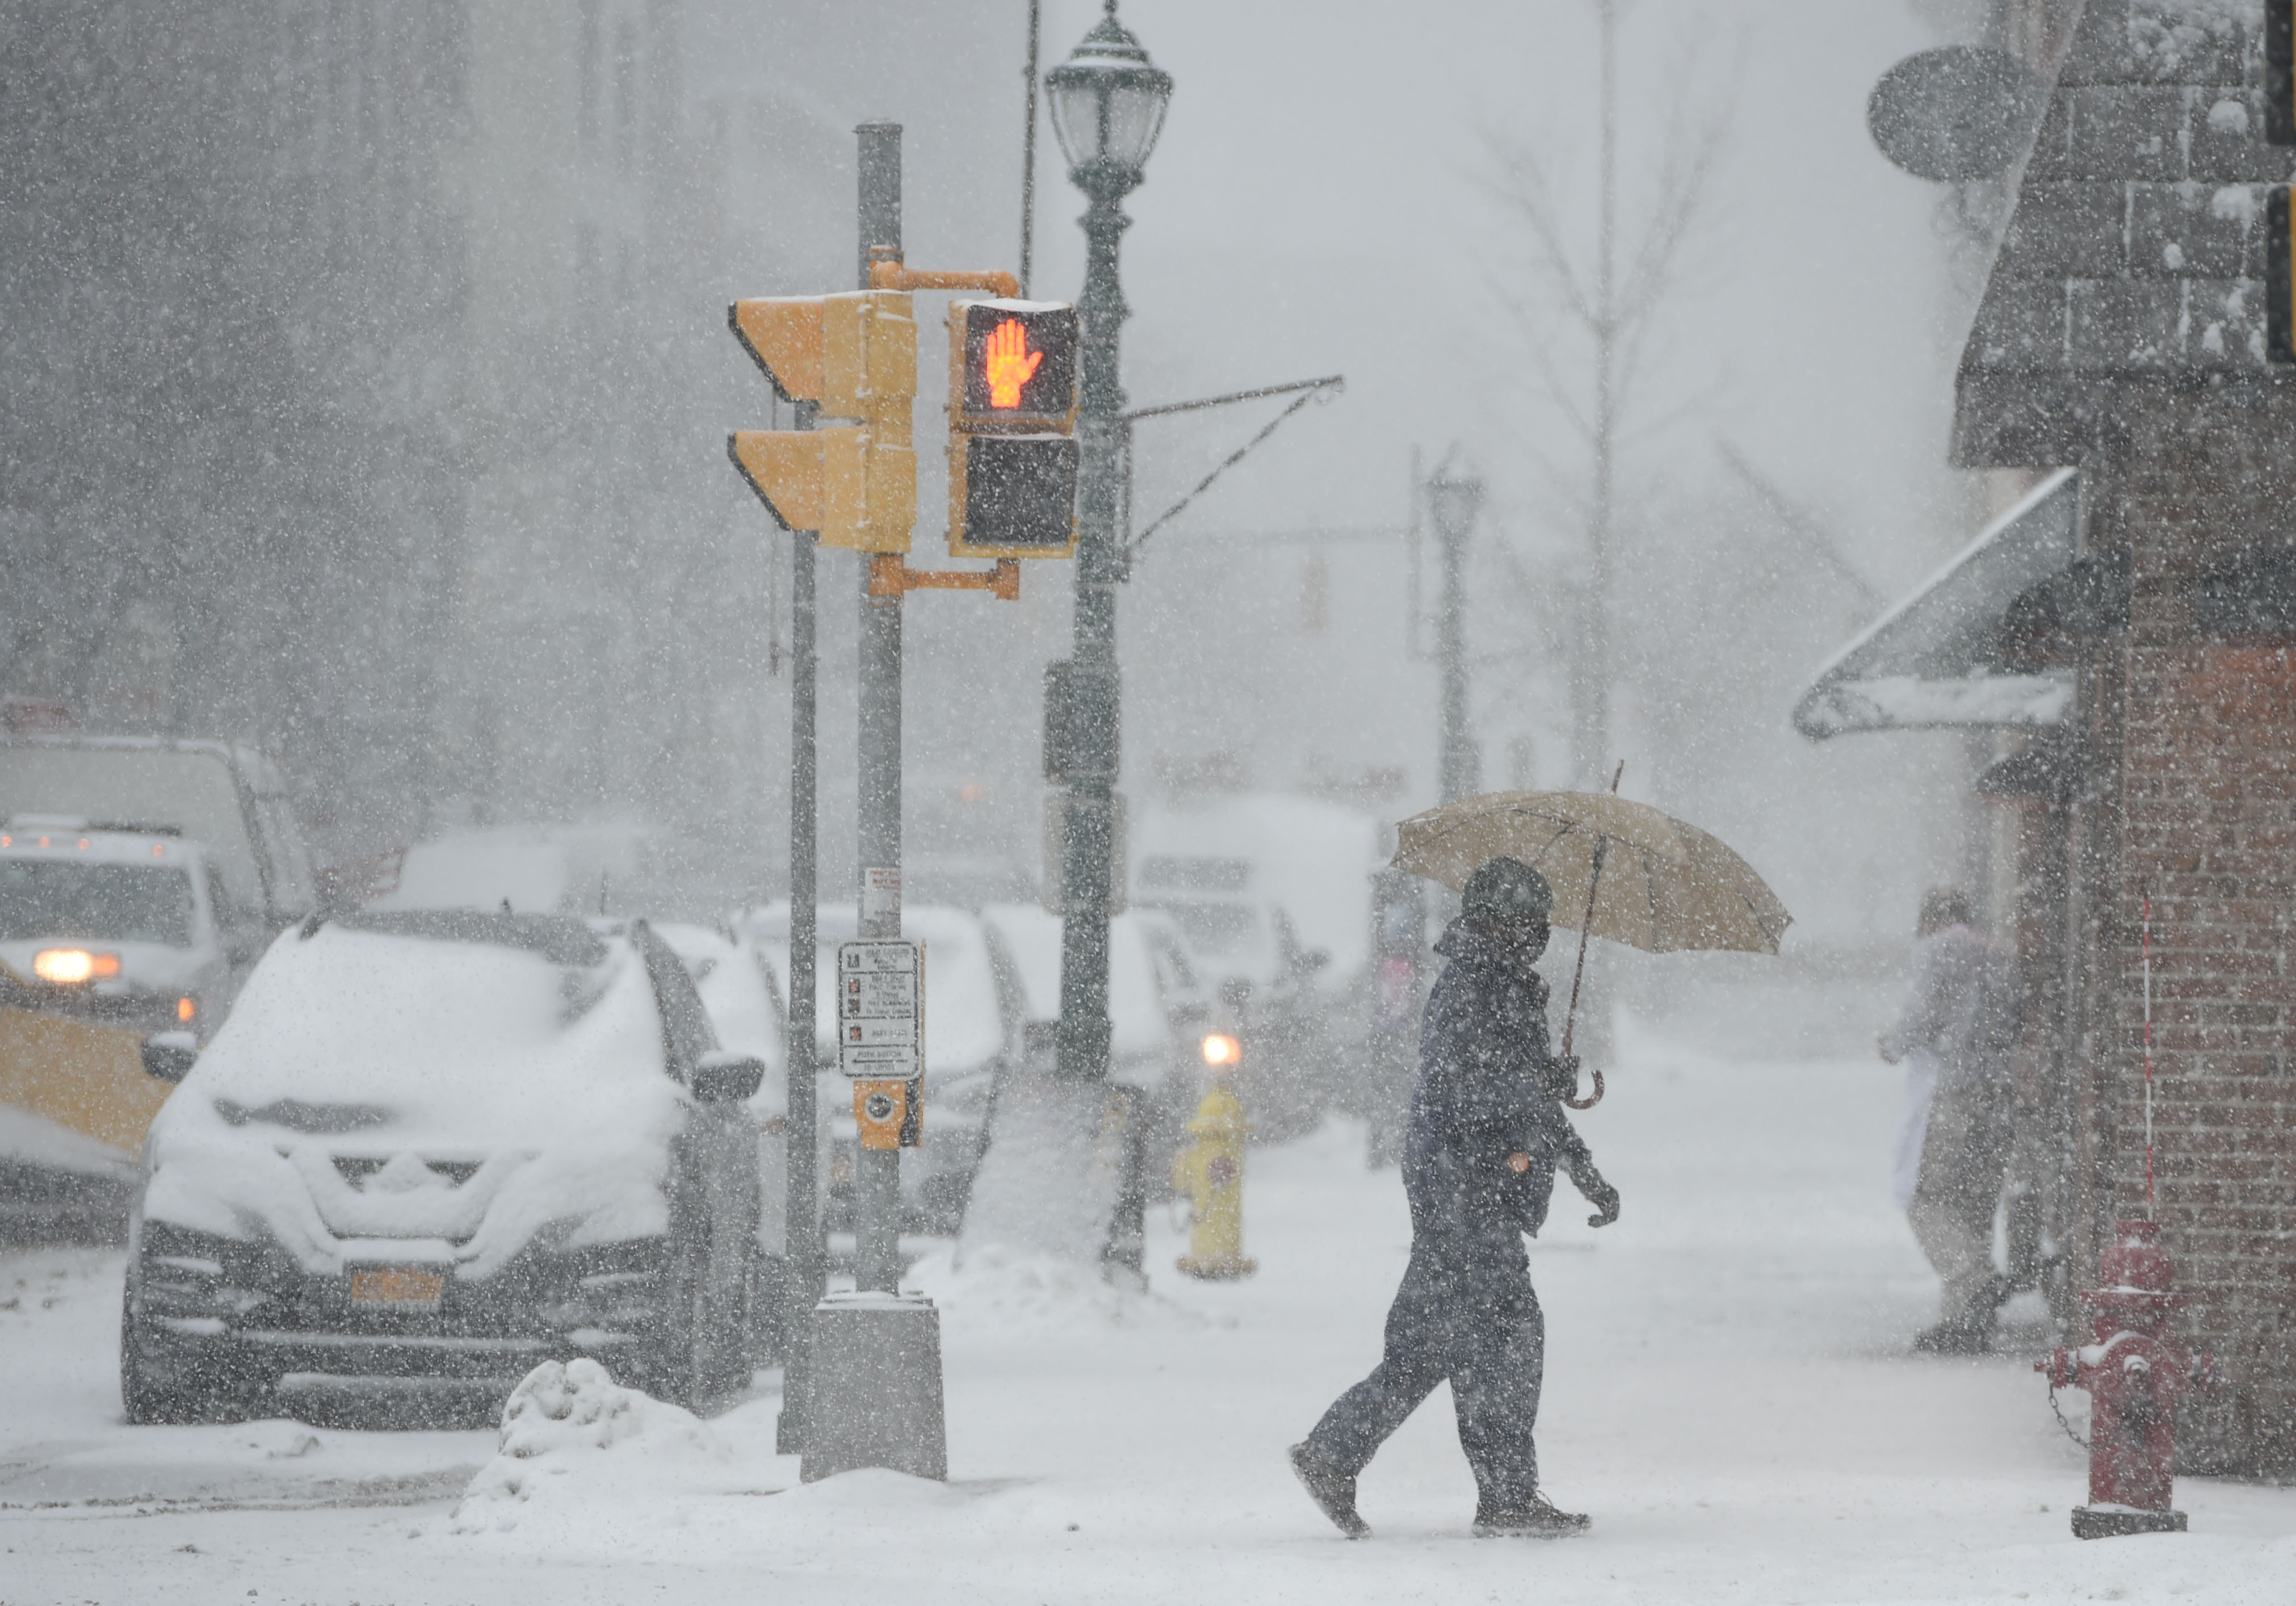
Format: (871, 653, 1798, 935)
(142, 1031, 199, 1084)
(691, 1049, 766, 1104)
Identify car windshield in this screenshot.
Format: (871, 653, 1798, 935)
(1159, 900, 1257, 957)
(0, 858, 196, 946)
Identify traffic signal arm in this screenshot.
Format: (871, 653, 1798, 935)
(868, 554, 1021, 601)
(869, 262, 1021, 299)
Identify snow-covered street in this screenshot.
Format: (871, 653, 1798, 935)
(4, 1034, 2290, 1604)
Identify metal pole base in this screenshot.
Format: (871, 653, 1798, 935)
(2071, 1506, 2187, 1540)
(797, 1293, 948, 1483)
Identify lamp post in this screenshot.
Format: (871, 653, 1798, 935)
(1046, 2, 1172, 1090)
(1425, 468, 1483, 804)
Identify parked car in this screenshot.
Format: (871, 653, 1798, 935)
(120, 908, 766, 1423)
(741, 901, 1019, 1237)
(652, 920, 796, 1361)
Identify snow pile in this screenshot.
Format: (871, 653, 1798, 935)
(451, 1360, 728, 1534)
(906, 1242, 1214, 1336)
(2129, 1, 2258, 79)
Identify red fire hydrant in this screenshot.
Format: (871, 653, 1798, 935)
(2036, 1218, 2214, 1539)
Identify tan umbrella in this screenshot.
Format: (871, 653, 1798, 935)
(1392, 779, 1791, 1108)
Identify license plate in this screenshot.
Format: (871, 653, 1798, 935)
(349, 1267, 444, 1309)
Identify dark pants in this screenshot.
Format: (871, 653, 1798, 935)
(1304, 1219, 1546, 1510)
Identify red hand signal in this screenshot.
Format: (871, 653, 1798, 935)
(983, 318, 1043, 409)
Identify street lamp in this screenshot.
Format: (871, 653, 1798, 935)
(1424, 467, 1484, 803)
(1047, 2, 1172, 1097)
(1045, 5, 1173, 203)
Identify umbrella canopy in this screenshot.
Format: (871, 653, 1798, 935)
(1393, 790, 1791, 956)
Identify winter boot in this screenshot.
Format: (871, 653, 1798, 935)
(1287, 1442, 1370, 1538)
(1913, 1274, 2013, 1356)
(1474, 1491, 1591, 1538)
(1911, 1318, 1988, 1355)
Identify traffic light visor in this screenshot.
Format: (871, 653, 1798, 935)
(953, 300, 1078, 427)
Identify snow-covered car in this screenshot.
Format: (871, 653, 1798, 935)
(742, 901, 1018, 1236)
(0, 819, 233, 1037)
(119, 909, 768, 1424)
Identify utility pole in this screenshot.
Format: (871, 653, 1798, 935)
(778, 409, 821, 1455)
(1427, 464, 1483, 804)
(853, 120, 904, 1298)
(1019, 0, 1043, 297)
(1575, 0, 1619, 789)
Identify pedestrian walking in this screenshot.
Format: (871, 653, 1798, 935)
(1879, 887, 2023, 1354)
(1288, 856, 1618, 1540)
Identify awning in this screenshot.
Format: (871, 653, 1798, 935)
(1793, 469, 2079, 741)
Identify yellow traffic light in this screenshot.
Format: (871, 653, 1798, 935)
(727, 291, 916, 552)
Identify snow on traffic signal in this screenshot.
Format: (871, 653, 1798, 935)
(946, 299, 1079, 557)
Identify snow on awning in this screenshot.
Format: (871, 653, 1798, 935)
(1793, 469, 2079, 741)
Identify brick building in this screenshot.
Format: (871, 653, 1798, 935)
(1802, 1, 2293, 1474)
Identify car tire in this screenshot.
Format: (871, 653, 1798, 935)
(119, 1281, 253, 1425)
(647, 1191, 749, 1412)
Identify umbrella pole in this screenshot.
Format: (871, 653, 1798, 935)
(1558, 762, 1623, 1109)
(1560, 836, 1606, 1059)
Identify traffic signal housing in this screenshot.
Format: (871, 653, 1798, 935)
(946, 299, 1080, 559)
(728, 290, 916, 552)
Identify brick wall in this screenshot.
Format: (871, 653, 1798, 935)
(2094, 387, 2296, 1473)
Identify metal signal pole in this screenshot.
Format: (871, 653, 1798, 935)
(778, 422, 820, 1456)
(854, 121, 905, 1297)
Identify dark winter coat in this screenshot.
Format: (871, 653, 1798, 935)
(1405, 920, 1592, 1247)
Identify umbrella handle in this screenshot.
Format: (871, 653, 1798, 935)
(1565, 1067, 1605, 1111)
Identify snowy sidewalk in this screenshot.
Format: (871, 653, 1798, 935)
(4, 1043, 2291, 1604)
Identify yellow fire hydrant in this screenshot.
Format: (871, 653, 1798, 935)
(1173, 1039, 1257, 1280)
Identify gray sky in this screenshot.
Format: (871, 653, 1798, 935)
(687, 1, 1986, 942)
(1019, 0, 1970, 581)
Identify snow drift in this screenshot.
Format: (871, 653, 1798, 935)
(451, 1359, 728, 1534)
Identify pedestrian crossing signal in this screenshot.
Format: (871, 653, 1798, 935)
(946, 298, 1080, 557)
(950, 300, 1078, 431)
(951, 434, 1081, 557)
